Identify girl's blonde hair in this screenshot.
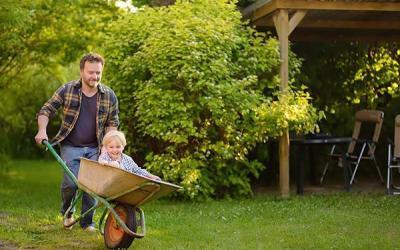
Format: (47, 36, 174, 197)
(102, 130, 127, 147)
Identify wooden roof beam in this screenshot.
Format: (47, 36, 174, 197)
(299, 20, 400, 30)
(289, 10, 307, 35)
(256, 20, 400, 30)
(243, 0, 400, 22)
(277, 0, 400, 11)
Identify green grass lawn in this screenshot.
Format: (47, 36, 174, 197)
(1, 160, 400, 249)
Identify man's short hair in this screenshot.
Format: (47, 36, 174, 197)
(80, 53, 105, 70)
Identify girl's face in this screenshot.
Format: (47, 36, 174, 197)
(105, 138, 124, 160)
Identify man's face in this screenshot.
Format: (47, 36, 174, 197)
(80, 61, 103, 89)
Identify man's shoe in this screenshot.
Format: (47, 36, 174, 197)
(83, 225, 97, 232)
(63, 217, 75, 230)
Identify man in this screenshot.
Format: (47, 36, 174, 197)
(35, 53, 119, 231)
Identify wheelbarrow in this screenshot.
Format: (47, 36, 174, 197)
(43, 140, 181, 249)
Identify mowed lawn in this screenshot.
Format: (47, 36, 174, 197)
(1, 160, 400, 249)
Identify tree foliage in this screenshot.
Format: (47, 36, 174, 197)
(295, 42, 399, 135)
(105, 0, 319, 199)
(0, 0, 120, 160)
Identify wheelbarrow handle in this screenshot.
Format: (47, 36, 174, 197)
(42, 140, 79, 186)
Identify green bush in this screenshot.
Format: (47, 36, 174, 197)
(105, 0, 319, 199)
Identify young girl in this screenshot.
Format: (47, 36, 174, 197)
(98, 130, 160, 180)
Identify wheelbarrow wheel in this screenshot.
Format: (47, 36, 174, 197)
(104, 204, 137, 249)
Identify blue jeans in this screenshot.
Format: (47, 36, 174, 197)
(60, 145, 98, 228)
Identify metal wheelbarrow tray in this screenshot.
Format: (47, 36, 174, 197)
(78, 158, 180, 207)
(43, 141, 181, 249)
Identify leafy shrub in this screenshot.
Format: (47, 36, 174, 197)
(105, 0, 319, 199)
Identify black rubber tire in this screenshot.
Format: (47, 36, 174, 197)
(104, 204, 137, 249)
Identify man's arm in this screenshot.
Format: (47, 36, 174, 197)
(34, 115, 49, 145)
(34, 85, 65, 145)
(105, 90, 120, 130)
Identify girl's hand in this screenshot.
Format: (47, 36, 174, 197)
(99, 159, 108, 165)
(149, 174, 161, 181)
(109, 161, 120, 168)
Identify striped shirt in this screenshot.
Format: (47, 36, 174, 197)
(37, 79, 119, 146)
(98, 152, 151, 177)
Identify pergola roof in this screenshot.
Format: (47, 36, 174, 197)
(242, 0, 400, 197)
(242, 0, 400, 42)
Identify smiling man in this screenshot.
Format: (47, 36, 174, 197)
(34, 53, 119, 232)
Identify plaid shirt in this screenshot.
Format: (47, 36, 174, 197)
(98, 152, 151, 177)
(38, 80, 119, 146)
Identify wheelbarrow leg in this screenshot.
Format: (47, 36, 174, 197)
(99, 207, 109, 235)
(65, 199, 100, 228)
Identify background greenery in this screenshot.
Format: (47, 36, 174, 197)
(292, 42, 400, 172)
(0, 0, 120, 160)
(294, 43, 400, 135)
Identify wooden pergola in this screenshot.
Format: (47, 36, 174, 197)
(242, 0, 400, 197)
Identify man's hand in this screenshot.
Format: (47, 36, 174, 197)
(106, 126, 118, 133)
(35, 115, 49, 145)
(35, 130, 48, 145)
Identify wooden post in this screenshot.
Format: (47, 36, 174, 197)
(273, 9, 290, 197)
(273, 9, 307, 197)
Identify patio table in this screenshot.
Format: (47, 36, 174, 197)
(291, 136, 353, 195)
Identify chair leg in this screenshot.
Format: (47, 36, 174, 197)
(320, 146, 336, 185)
(386, 145, 398, 195)
(320, 161, 330, 185)
(367, 143, 384, 184)
(387, 165, 400, 194)
(350, 143, 367, 185)
(348, 162, 357, 184)
(372, 155, 384, 184)
(387, 165, 393, 195)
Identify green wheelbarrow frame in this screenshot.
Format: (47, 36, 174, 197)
(43, 140, 181, 240)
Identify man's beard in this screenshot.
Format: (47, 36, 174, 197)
(84, 78, 99, 87)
